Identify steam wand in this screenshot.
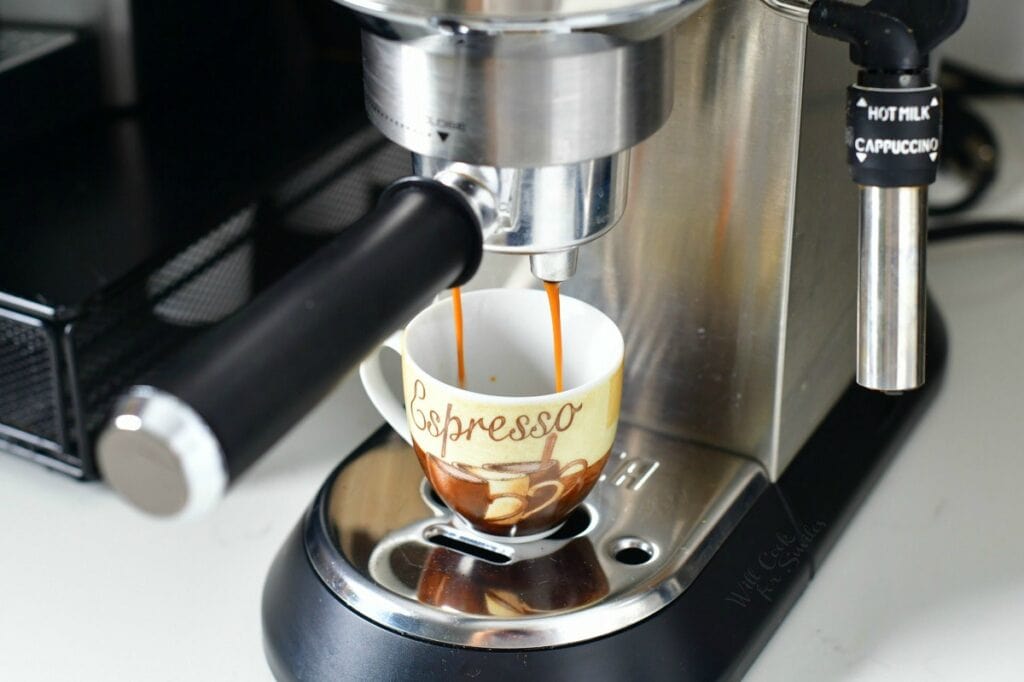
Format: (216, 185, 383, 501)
(809, 0, 968, 392)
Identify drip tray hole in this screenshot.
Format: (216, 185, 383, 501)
(611, 537, 655, 565)
(424, 527, 512, 565)
(547, 505, 593, 540)
(420, 479, 448, 510)
(427, 487, 447, 509)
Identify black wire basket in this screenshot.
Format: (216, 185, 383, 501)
(0, 129, 407, 479)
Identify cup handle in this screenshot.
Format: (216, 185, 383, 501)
(521, 480, 565, 520)
(484, 494, 529, 523)
(359, 331, 412, 444)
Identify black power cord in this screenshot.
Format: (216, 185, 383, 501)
(942, 62, 1024, 98)
(930, 220, 1024, 242)
(930, 60, 1024, 217)
(930, 93, 998, 216)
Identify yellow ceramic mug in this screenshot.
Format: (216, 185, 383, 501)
(360, 288, 624, 541)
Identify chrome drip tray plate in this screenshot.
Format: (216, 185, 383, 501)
(306, 424, 766, 649)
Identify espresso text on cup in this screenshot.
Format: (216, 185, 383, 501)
(409, 379, 584, 458)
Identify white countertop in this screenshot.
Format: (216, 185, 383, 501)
(0, 373, 382, 682)
(2, 234, 1021, 682)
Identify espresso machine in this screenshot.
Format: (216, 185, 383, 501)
(94, 0, 966, 679)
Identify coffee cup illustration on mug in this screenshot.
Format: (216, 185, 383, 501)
(361, 288, 624, 540)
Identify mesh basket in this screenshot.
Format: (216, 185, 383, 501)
(0, 131, 408, 478)
(0, 312, 64, 454)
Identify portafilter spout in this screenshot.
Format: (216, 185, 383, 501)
(416, 153, 631, 282)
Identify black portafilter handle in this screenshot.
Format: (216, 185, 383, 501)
(97, 178, 482, 517)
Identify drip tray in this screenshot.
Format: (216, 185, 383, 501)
(306, 425, 767, 649)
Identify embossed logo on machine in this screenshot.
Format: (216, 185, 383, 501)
(603, 454, 660, 491)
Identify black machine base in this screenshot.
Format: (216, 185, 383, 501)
(262, 303, 947, 682)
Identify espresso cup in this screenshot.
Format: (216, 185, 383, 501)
(360, 288, 624, 541)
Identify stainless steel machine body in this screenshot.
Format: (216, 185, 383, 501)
(318, 0, 860, 649)
(563, 0, 856, 478)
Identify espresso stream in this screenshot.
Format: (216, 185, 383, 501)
(543, 281, 564, 393)
(451, 287, 467, 388)
(450, 284, 564, 393)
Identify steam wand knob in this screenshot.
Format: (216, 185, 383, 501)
(809, 0, 967, 392)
